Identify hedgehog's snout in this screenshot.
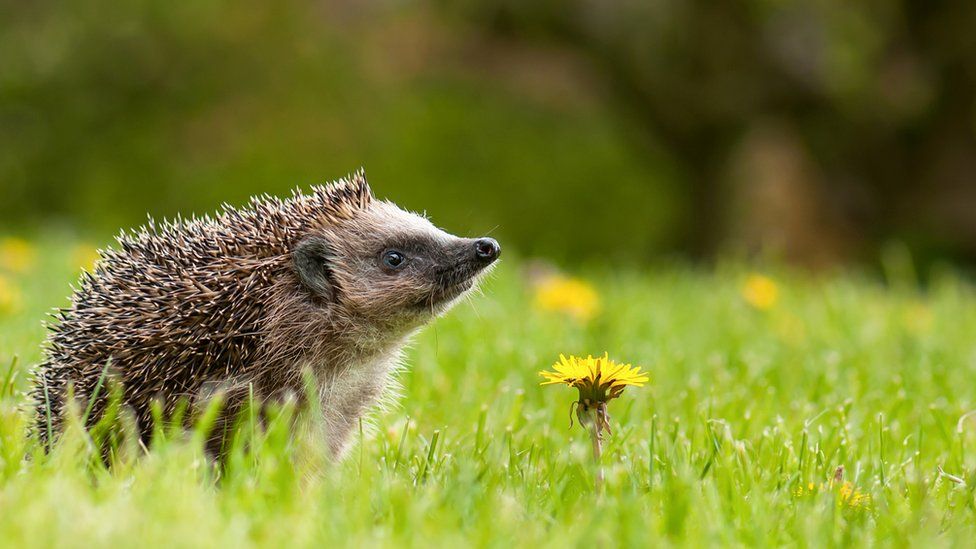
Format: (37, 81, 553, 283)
(473, 238, 500, 264)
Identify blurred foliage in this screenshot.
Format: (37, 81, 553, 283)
(445, 0, 976, 267)
(3, 0, 976, 266)
(0, 0, 678, 263)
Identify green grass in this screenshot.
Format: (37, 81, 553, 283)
(2, 238, 976, 546)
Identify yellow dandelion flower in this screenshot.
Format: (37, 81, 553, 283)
(533, 275, 600, 322)
(793, 482, 818, 498)
(0, 275, 22, 314)
(71, 243, 101, 272)
(0, 237, 37, 274)
(742, 273, 778, 310)
(794, 471, 870, 511)
(540, 354, 647, 490)
(540, 353, 648, 404)
(837, 481, 871, 509)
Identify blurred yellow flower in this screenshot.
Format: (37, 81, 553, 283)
(837, 481, 871, 509)
(793, 482, 814, 497)
(794, 476, 871, 510)
(0, 275, 22, 314)
(540, 353, 648, 404)
(0, 237, 37, 274)
(71, 243, 101, 272)
(534, 275, 600, 322)
(742, 273, 778, 310)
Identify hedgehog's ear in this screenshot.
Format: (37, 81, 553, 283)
(293, 236, 336, 301)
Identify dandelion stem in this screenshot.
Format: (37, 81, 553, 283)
(586, 406, 604, 491)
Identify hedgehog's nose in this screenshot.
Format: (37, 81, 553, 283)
(474, 238, 501, 263)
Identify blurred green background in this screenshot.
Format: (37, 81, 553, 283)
(3, 0, 976, 267)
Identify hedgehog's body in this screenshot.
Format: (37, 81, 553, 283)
(31, 171, 499, 456)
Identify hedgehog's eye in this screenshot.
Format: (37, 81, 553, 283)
(382, 250, 406, 270)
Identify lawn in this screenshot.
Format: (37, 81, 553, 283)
(1, 237, 976, 546)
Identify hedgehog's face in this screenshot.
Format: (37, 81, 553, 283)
(293, 201, 500, 334)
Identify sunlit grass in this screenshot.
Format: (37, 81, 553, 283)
(1, 237, 976, 546)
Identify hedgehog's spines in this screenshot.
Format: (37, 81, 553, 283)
(28, 169, 457, 458)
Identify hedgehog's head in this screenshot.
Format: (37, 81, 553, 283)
(291, 172, 500, 338)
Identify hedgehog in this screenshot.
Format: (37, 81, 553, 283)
(30, 170, 500, 457)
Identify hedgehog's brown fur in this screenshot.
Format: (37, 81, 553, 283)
(31, 170, 499, 457)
